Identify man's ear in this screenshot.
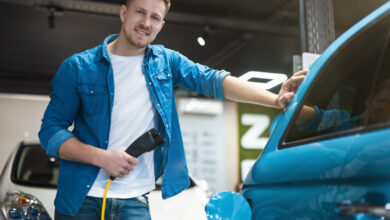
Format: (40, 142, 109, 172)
(119, 5, 127, 23)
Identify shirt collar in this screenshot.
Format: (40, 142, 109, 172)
(98, 34, 157, 62)
(145, 45, 158, 58)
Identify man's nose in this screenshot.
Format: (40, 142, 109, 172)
(140, 16, 151, 29)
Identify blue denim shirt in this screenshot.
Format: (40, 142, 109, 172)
(297, 106, 361, 134)
(39, 34, 229, 216)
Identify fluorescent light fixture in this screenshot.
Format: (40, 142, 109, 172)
(239, 71, 288, 90)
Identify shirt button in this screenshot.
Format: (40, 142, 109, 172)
(167, 74, 171, 77)
(90, 90, 94, 94)
(157, 104, 160, 107)
(166, 125, 169, 128)
(86, 185, 90, 188)
(149, 82, 152, 85)
(110, 92, 114, 96)
(104, 140, 108, 144)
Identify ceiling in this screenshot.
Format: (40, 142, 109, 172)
(0, 0, 387, 94)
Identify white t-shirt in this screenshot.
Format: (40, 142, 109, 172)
(87, 52, 158, 198)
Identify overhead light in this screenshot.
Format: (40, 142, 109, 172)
(46, 5, 64, 29)
(197, 26, 212, 47)
(197, 36, 206, 47)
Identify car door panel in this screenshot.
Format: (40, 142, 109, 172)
(334, 127, 390, 219)
(243, 134, 355, 219)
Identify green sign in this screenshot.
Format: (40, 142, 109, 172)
(238, 103, 281, 181)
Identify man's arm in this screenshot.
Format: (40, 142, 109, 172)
(223, 70, 308, 108)
(222, 69, 318, 126)
(168, 49, 229, 100)
(58, 137, 138, 178)
(222, 75, 280, 107)
(168, 49, 307, 110)
(295, 105, 316, 125)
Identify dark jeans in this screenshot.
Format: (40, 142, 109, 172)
(55, 195, 151, 220)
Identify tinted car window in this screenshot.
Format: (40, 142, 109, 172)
(283, 11, 390, 147)
(11, 144, 59, 188)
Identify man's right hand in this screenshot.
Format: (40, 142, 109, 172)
(57, 138, 139, 179)
(100, 147, 139, 178)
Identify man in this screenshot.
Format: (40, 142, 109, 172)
(38, 0, 307, 219)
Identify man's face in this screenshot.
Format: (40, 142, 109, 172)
(366, 88, 390, 124)
(120, 0, 166, 49)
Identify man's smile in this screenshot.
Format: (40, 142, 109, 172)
(135, 28, 150, 36)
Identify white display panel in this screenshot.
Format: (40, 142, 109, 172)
(178, 98, 226, 193)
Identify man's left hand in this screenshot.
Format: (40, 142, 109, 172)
(277, 69, 309, 109)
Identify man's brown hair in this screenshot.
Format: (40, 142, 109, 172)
(125, 0, 171, 15)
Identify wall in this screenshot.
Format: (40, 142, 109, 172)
(0, 93, 49, 169)
(223, 101, 239, 191)
(177, 97, 239, 192)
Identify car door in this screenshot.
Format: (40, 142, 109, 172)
(333, 10, 390, 219)
(335, 128, 390, 220)
(242, 2, 390, 219)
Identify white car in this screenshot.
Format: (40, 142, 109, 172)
(0, 142, 210, 220)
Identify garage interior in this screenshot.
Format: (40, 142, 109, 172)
(0, 0, 387, 95)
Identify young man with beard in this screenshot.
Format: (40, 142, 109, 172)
(39, 0, 308, 218)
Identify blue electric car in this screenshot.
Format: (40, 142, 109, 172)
(207, 1, 390, 219)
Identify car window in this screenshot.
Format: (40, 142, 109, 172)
(282, 10, 390, 148)
(11, 144, 59, 188)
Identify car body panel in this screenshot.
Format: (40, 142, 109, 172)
(333, 127, 390, 218)
(243, 134, 357, 219)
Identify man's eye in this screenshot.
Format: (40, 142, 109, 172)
(136, 10, 143, 14)
(152, 16, 160, 21)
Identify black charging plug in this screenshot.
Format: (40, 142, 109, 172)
(109, 128, 165, 180)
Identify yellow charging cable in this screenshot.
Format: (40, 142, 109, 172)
(101, 179, 112, 220)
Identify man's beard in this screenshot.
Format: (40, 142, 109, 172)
(123, 25, 151, 49)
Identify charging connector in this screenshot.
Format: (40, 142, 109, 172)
(101, 128, 165, 220)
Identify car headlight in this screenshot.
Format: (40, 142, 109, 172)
(0, 192, 51, 220)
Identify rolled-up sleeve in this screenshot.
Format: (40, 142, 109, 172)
(38, 57, 80, 157)
(168, 49, 230, 100)
(297, 106, 351, 133)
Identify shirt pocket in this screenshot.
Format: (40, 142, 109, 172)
(78, 84, 108, 116)
(155, 72, 173, 100)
